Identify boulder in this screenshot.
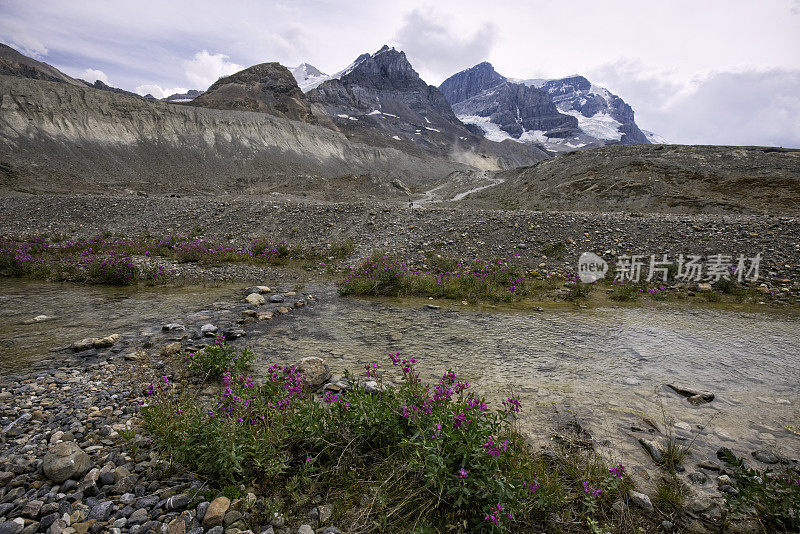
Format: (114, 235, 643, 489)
(297, 357, 331, 389)
(245, 293, 265, 306)
(202, 497, 230, 529)
(627, 490, 653, 511)
(200, 324, 218, 337)
(72, 338, 98, 352)
(42, 442, 91, 483)
(93, 334, 121, 348)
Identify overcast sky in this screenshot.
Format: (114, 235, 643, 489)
(2, 0, 799, 147)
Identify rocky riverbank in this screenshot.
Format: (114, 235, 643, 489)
(0, 286, 349, 534)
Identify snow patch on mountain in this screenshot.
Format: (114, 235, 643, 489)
(460, 114, 590, 151)
(289, 63, 329, 92)
(643, 130, 669, 144)
(559, 109, 623, 141)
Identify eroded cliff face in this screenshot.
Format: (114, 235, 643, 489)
(0, 75, 468, 196)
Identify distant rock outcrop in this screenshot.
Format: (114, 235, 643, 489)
(163, 89, 203, 102)
(191, 62, 331, 126)
(78, 79, 144, 99)
(0, 43, 84, 86)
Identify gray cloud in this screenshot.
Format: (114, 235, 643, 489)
(392, 9, 497, 85)
(590, 61, 800, 148)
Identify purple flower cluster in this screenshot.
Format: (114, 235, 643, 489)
(609, 463, 626, 477)
(144, 376, 172, 397)
(322, 390, 350, 410)
(523, 477, 540, 494)
(582, 481, 602, 497)
(484, 503, 512, 525)
(364, 363, 378, 378)
(502, 397, 521, 414)
(483, 436, 510, 457)
(218, 372, 255, 417)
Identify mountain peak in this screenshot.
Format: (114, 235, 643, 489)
(439, 61, 506, 105)
(290, 62, 329, 91)
(339, 45, 420, 88)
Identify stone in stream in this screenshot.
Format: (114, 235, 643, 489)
(245, 293, 265, 306)
(638, 438, 663, 464)
(42, 442, 91, 483)
(666, 384, 714, 405)
(93, 334, 121, 348)
(687, 393, 714, 405)
(72, 338, 98, 352)
(268, 294, 285, 303)
(161, 342, 182, 356)
(751, 450, 780, 464)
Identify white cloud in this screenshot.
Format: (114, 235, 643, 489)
(80, 68, 108, 84)
(182, 50, 243, 89)
(134, 84, 188, 99)
(0, 21, 48, 58)
(392, 9, 497, 84)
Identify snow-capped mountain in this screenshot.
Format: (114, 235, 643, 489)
(440, 63, 655, 151)
(305, 46, 548, 166)
(289, 55, 373, 92)
(289, 63, 329, 92)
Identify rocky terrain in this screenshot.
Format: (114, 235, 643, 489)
(466, 144, 800, 215)
(0, 44, 84, 87)
(0, 194, 797, 298)
(0, 284, 352, 534)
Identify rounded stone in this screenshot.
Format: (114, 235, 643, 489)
(42, 442, 91, 483)
(296, 357, 331, 389)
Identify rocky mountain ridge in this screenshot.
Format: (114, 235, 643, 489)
(0, 75, 468, 197)
(440, 62, 653, 152)
(305, 46, 548, 168)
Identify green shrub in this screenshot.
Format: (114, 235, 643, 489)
(329, 237, 356, 259)
(565, 281, 593, 301)
(187, 335, 253, 379)
(719, 448, 800, 531)
(609, 283, 640, 302)
(84, 252, 139, 285)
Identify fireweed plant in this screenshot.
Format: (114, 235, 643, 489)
(0, 235, 356, 284)
(140, 351, 639, 532)
(337, 255, 559, 302)
(0, 236, 169, 285)
(186, 335, 254, 379)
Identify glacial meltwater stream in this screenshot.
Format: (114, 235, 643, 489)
(1, 279, 798, 485)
